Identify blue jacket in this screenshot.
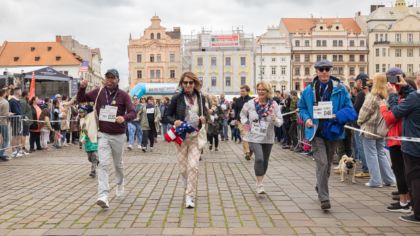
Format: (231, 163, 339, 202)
(298, 76, 354, 141)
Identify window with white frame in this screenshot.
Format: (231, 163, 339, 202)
(157, 54, 161, 62)
(240, 76, 246, 86)
(170, 70, 175, 78)
(281, 66, 286, 75)
(211, 57, 217, 66)
(170, 53, 175, 62)
(408, 33, 413, 43)
(305, 40, 310, 47)
(376, 64, 380, 73)
(137, 54, 142, 63)
(396, 33, 401, 42)
(225, 76, 231, 87)
(150, 70, 155, 79)
(295, 40, 300, 47)
(225, 57, 231, 66)
(156, 70, 161, 79)
(211, 76, 216, 87)
(137, 70, 142, 79)
(395, 49, 402, 57)
(240, 57, 246, 66)
(382, 64, 386, 73)
(197, 57, 203, 66)
(408, 48, 414, 57)
(271, 67, 276, 75)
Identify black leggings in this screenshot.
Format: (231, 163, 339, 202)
(207, 134, 219, 148)
(142, 128, 156, 148)
(29, 131, 41, 150)
(390, 146, 408, 194)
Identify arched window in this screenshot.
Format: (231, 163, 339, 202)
(157, 33, 161, 39)
(151, 33, 154, 39)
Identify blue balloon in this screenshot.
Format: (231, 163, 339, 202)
(130, 84, 147, 97)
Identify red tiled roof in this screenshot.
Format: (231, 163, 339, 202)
(281, 18, 361, 34)
(0, 41, 81, 66)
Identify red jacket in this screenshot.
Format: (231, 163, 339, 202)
(380, 103, 402, 147)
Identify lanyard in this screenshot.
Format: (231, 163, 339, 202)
(319, 84, 328, 102)
(105, 89, 118, 106)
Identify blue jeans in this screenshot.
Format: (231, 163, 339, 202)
(361, 136, 396, 186)
(0, 125, 9, 157)
(128, 122, 142, 145)
(161, 123, 170, 136)
(221, 119, 229, 140)
(353, 131, 368, 172)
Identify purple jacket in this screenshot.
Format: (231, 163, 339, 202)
(77, 86, 136, 134)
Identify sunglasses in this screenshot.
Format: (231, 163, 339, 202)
(182, 81, 195, 85)
(318, 67, 331, 72)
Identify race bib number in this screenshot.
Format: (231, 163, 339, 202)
(146, 107, 155, 114)
(251, 120, 268, 136)
(313, 101, 333, 119)
(99, 105, 118, 122)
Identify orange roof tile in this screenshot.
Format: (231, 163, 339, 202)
(281, 18, 361, 34)
(0, 41, 81, 66)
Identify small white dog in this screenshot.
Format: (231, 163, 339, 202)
(338, 155, 357, 183)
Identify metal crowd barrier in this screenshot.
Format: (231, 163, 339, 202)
(0, 115, 23, 152)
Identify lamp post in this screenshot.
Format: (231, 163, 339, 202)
(260, 44, 263, 81)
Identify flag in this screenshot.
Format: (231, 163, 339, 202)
(29, 72, 36, 100)
(79, 60, 89, 72)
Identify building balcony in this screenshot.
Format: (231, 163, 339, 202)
(389, 41, 420, 47)
(373, 41, 390, 45)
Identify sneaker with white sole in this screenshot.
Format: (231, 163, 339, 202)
(116, 183, 124, 197)
(387, 203, 411, 213)
(185, 196, 194, 208)
(96, 196, 109, 209)
(137, 145, 142, 150)
(365, 182, 383, 188)
(127, 145, 132, 151)
(256, 184, 265, 194)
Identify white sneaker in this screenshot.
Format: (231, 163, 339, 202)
(185, 196, 194, 208)
(116, 183, 125, 197)
(127, 145, 132, 150)
(137, 145, 142, 149)
(11, 151, 18, 158)
(20, 150, 29, 156)
(15, 151, 23, 158)
(256, 184, 265, 194)
(96, 196, 109, 209)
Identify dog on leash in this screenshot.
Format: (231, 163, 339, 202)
(338, 155, 357, 183)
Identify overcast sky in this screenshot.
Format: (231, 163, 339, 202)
(0, 0, 406, 88)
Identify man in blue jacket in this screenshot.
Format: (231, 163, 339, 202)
(299, 60, 355, 210)
(389, 71, 420, 224)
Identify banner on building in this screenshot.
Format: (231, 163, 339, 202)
(201, 34, 240, 48)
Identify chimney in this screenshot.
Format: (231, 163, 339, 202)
(56, 35, 62, 43)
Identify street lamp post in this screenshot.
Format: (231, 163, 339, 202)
(260, 44, 263, 81)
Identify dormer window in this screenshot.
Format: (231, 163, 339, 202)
(336, 26, 339, 30)
(157, 33, 161, 39)
(47, 46, 52, 51)
(13, 57, 19, 62)
(35, 56, 40, 61)
(151, 33, 154, 39)
(30, 47, 35, 52)
(320, 26, 324, 30)
(56, 56, 61, 61)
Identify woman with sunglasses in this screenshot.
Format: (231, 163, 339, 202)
(165, 72, 207, 208)
(240, 80, 283, 194)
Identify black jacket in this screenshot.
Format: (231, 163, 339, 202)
(165, 92, 207, 128)
(233, 95, 252, 120)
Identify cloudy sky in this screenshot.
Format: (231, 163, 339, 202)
(0, 0, 404, 88)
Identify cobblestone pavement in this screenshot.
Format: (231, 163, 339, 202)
(1, 139, 420, 235)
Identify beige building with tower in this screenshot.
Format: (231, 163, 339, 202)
(128, 16, 182, 89)
(280, 18, 368, 91)
(366, 0, 420, 77)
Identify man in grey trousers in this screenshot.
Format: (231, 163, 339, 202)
(298, 60, 355, 210)
(77, 69, 136, 209)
